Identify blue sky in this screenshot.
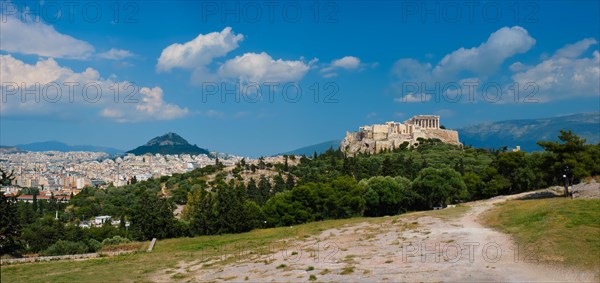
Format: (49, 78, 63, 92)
(1, 0, 599, 156)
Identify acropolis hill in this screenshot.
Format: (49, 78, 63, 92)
(341, 115, 461, 155)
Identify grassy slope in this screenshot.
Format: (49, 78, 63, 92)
(482, 198, 600, 274)
(0, 207, 469, 282)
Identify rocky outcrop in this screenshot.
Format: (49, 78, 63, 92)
(341, 115, 461, 155)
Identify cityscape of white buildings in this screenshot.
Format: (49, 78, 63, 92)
(0, 151, 246, 194)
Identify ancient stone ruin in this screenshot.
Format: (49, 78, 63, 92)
(341, 115, 461, 155)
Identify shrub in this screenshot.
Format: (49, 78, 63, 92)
(87, 239, 102, 252)
(101, 235, 131, 246)
(43, 240, 88, 256)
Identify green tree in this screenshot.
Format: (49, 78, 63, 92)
(412, 168, 468, 209)
(462, 172, 484, 200)
(246, 178, 259, 204)
(22, 216, 65, 252)
(185, 189, 215, 235)
(0, 194, 22, 255)
(0, 168, 16, 186)
(285, 173, 295, 190)
(359, 176, 416, 216)
(496, 151, 527, 193)
(129, 190, 176, 240)
(257, 175, 272, 205)
(327, 176, 365, 218)
(272, 174, 287, 194)
(537, 130, 590, 182)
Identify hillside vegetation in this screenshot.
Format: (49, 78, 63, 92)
(1, 130, 598, 259)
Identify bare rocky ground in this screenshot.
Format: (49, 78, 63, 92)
(571, 179, 600, 199)
(152, 190, 598, 282)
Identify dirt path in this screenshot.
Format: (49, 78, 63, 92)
(153, 192, 596, 282)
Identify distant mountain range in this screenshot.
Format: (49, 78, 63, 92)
(4, 141, 124, 155)
(0, 146, 24, 154)
(280, 140, 341, 156)
(126, 132, 210, 155)
(457, 112, 600, 151)
(280, 112, 599, 155)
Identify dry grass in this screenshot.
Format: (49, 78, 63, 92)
(0, 205, 471, 282)
(583, 176, 600, 183)
(99, 242, 146, 253)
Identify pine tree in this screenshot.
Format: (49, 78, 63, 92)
(38, 199, 46, 217)
(283, 155, 289, 172)
(0, 194, 22, 255)
(246, 178, 259, 203)
(273, 174, 287, 194)
(32, 193, 38, 213)
(285, 173, 295, 190)
(257, 175, 272, 205)
(130, 190, 176, 240)
(382, 156, 394, 176)
(214, 182, 233, 234)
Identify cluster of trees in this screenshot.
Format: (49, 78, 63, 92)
(262, 176, 365, 226)
(1, 130, 598, 257)
(183, 179, 262, 235)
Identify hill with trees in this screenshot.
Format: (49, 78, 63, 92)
(1, 130, 598, 257)
(126, 132, 209, 156)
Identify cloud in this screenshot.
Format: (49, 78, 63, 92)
(393, 93, 431, 103)
(102, 87, 189, 122)
(98, 48, 134, 60)
(391, 26, 537, 103)
(435, 109, 456, 117)
(0, 14, 95, 59)
(157, 27, 244, 72)
(201, 109, 225, 119)
(509, 62, 529, 72)
(432, 26, 535, 79)
(321, 56, 362, 77)
(157, 28, 315, 85)
(511, 39, 599, 102)
(0, 55, 188, 122)
(552, 38, 597, 59)
(218, 52, 310, 83)
(391, 58, 432, 82)
(331, 56, 361, 70)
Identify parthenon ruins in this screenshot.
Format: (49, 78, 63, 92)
(341, 115, 461, 155)
(405, 115, 440, 129)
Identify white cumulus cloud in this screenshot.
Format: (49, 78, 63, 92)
(0, 14, 95, 59)
(0, 55, 188, 122)
(511, 38, 599, 102)
(331, 56, 361, 69)
(391, 26, 537, 103)
(157, 27, 244, 72)
(218, 52, 310, 83)
(321, 56, 362, 77)
(98, 48, 134, 60)
(432, 26, 535, 79)
(102, 87, 189, 122)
